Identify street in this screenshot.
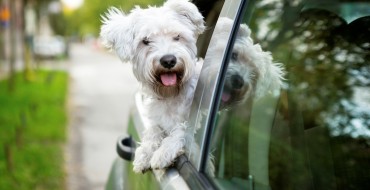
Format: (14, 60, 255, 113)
(66, 43, 139, 190)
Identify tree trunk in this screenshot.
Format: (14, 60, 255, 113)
(23, 0, 34, 82)
(4, 143, 13, 172)
(7, 0, 16, 92)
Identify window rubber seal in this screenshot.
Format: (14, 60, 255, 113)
(199, 0, 249, 179)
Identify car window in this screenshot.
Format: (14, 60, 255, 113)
(204, 0, 370, 189)
(186, 0, 243, 170)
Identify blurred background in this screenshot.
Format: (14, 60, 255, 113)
(0, 0, 159, 189)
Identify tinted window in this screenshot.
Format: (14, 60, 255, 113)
(205, 0, 370, 189)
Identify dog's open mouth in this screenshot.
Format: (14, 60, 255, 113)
(220, 86, 246, 105)
(158, 72, 182, 86)
(160, 73, 177, 86)
(221, 91, 231, 103)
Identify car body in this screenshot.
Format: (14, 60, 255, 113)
(106, 0, 370, 189)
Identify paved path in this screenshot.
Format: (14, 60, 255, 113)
(66, 43, 139, 190)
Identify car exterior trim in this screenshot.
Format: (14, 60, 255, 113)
(176, 155, 215, 190)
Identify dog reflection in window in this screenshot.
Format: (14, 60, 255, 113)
(186, 18, 285, 176)
(204, 17, 285, 109)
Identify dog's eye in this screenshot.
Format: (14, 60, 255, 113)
(231, 52, 238, 60)
(174, 35, 180, 41)
(142, 37, 150, 45)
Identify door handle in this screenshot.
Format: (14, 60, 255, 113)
(116, 135, 136, 161)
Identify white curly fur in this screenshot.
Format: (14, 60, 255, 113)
(185, 17, 285, 176)
(100, 0, 205, 173)
(201, 17, 285, 109)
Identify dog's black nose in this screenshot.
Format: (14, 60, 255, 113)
(231, 74, 244, 89)
(160, 55, 177, 69)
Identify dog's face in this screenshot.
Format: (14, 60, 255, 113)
(204, 18, 284, 109)
(100, 0, 205, 98)
(221, 40, 260, 108)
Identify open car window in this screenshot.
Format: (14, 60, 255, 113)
(204, 0, 370, 189)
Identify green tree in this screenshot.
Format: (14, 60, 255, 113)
(64, 0, 162, 37)
(249, 0, 370, 137)
(248, 2, 370, 188)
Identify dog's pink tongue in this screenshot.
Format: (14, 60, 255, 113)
(160, 73, 177, 86)
(222, 92, 231, 102)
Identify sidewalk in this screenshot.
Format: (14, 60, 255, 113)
(66, 43, 139, 190)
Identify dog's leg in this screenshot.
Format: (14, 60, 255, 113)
(133, 126, 163, 173)
(150, 123, 186, 169)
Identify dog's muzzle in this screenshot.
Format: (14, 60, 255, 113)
(160, 54, 177, 69)
(156, 54, 184, 87)
(221, 74, 249, 105)
(230, 74, 244, 90)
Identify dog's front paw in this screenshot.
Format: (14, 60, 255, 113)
(133, 162, 151, 174)
(133, 147, 152, 173)
(150, 150, 172, 170)
(150, 147, 184, 170)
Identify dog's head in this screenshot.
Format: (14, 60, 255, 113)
(100, 0, 205, 98)
(205, 18, 285, 108)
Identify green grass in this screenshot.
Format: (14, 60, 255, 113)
(0, 70, 68, 190)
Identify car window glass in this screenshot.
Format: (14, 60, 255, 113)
(186, 0, 243, 170)
(205, 0, 370, 189)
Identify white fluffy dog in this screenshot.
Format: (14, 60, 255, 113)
(100, 0, 205, 173)
(185, 18, 285, 176)
(201, 17, 284, 110)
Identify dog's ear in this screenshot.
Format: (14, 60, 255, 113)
(237, 22, 285, 98)
(254, 49, 285, 98)
(237, 24, 254, 44)
(100, 7, 133, 62)
(164, 0, 205, 37)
